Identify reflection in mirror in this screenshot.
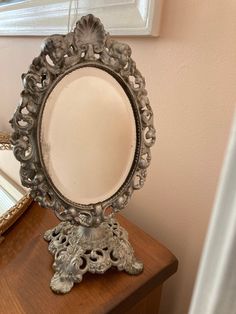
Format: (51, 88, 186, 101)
(0, 134, 32, 236)
(40, 66, 136, 205)
(0, 169, 25, 215)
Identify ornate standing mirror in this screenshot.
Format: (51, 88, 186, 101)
(10, 14, 156, 294)
(0, 132, 32, 238)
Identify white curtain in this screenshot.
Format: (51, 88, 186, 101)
(189, 112, 236, 314)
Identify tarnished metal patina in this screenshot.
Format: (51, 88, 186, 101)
(10, 14, 155, 293)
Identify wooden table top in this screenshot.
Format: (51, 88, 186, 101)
(0, 202, 178, 314)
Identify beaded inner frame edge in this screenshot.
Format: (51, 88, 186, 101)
(10, 14, 156, 227)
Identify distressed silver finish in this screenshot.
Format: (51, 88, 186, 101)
(44, 218, 143, 294)
(10, 14, 155, 293)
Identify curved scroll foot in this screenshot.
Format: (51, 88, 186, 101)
(124, 259, 144, 275)
(44, 218, 143, 294)
(50, 273, 75, 294)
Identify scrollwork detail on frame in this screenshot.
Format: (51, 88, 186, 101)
(10, 14, 156, 228)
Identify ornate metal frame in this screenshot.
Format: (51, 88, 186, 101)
(0, 132, 32, 238)
(10, 14, 156, 293)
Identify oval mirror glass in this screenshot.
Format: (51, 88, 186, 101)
(40, 66, 136, 205)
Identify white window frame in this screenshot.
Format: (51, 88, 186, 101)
(0, 0, 163, 36)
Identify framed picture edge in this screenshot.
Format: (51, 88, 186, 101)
(0, 0, 163, 37)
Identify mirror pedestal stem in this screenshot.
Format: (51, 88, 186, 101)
(44, 218, 143, 294)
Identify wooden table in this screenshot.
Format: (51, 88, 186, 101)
(0, 202, 178, 314)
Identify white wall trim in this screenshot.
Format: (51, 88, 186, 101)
(0, 0, 163, 36)
(189, 111, 236, 314)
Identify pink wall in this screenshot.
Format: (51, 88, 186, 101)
(124, 1, 236, 313)
(0, 1, 236, 313)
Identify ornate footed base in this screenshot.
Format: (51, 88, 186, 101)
(44, 218, 143, 294)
